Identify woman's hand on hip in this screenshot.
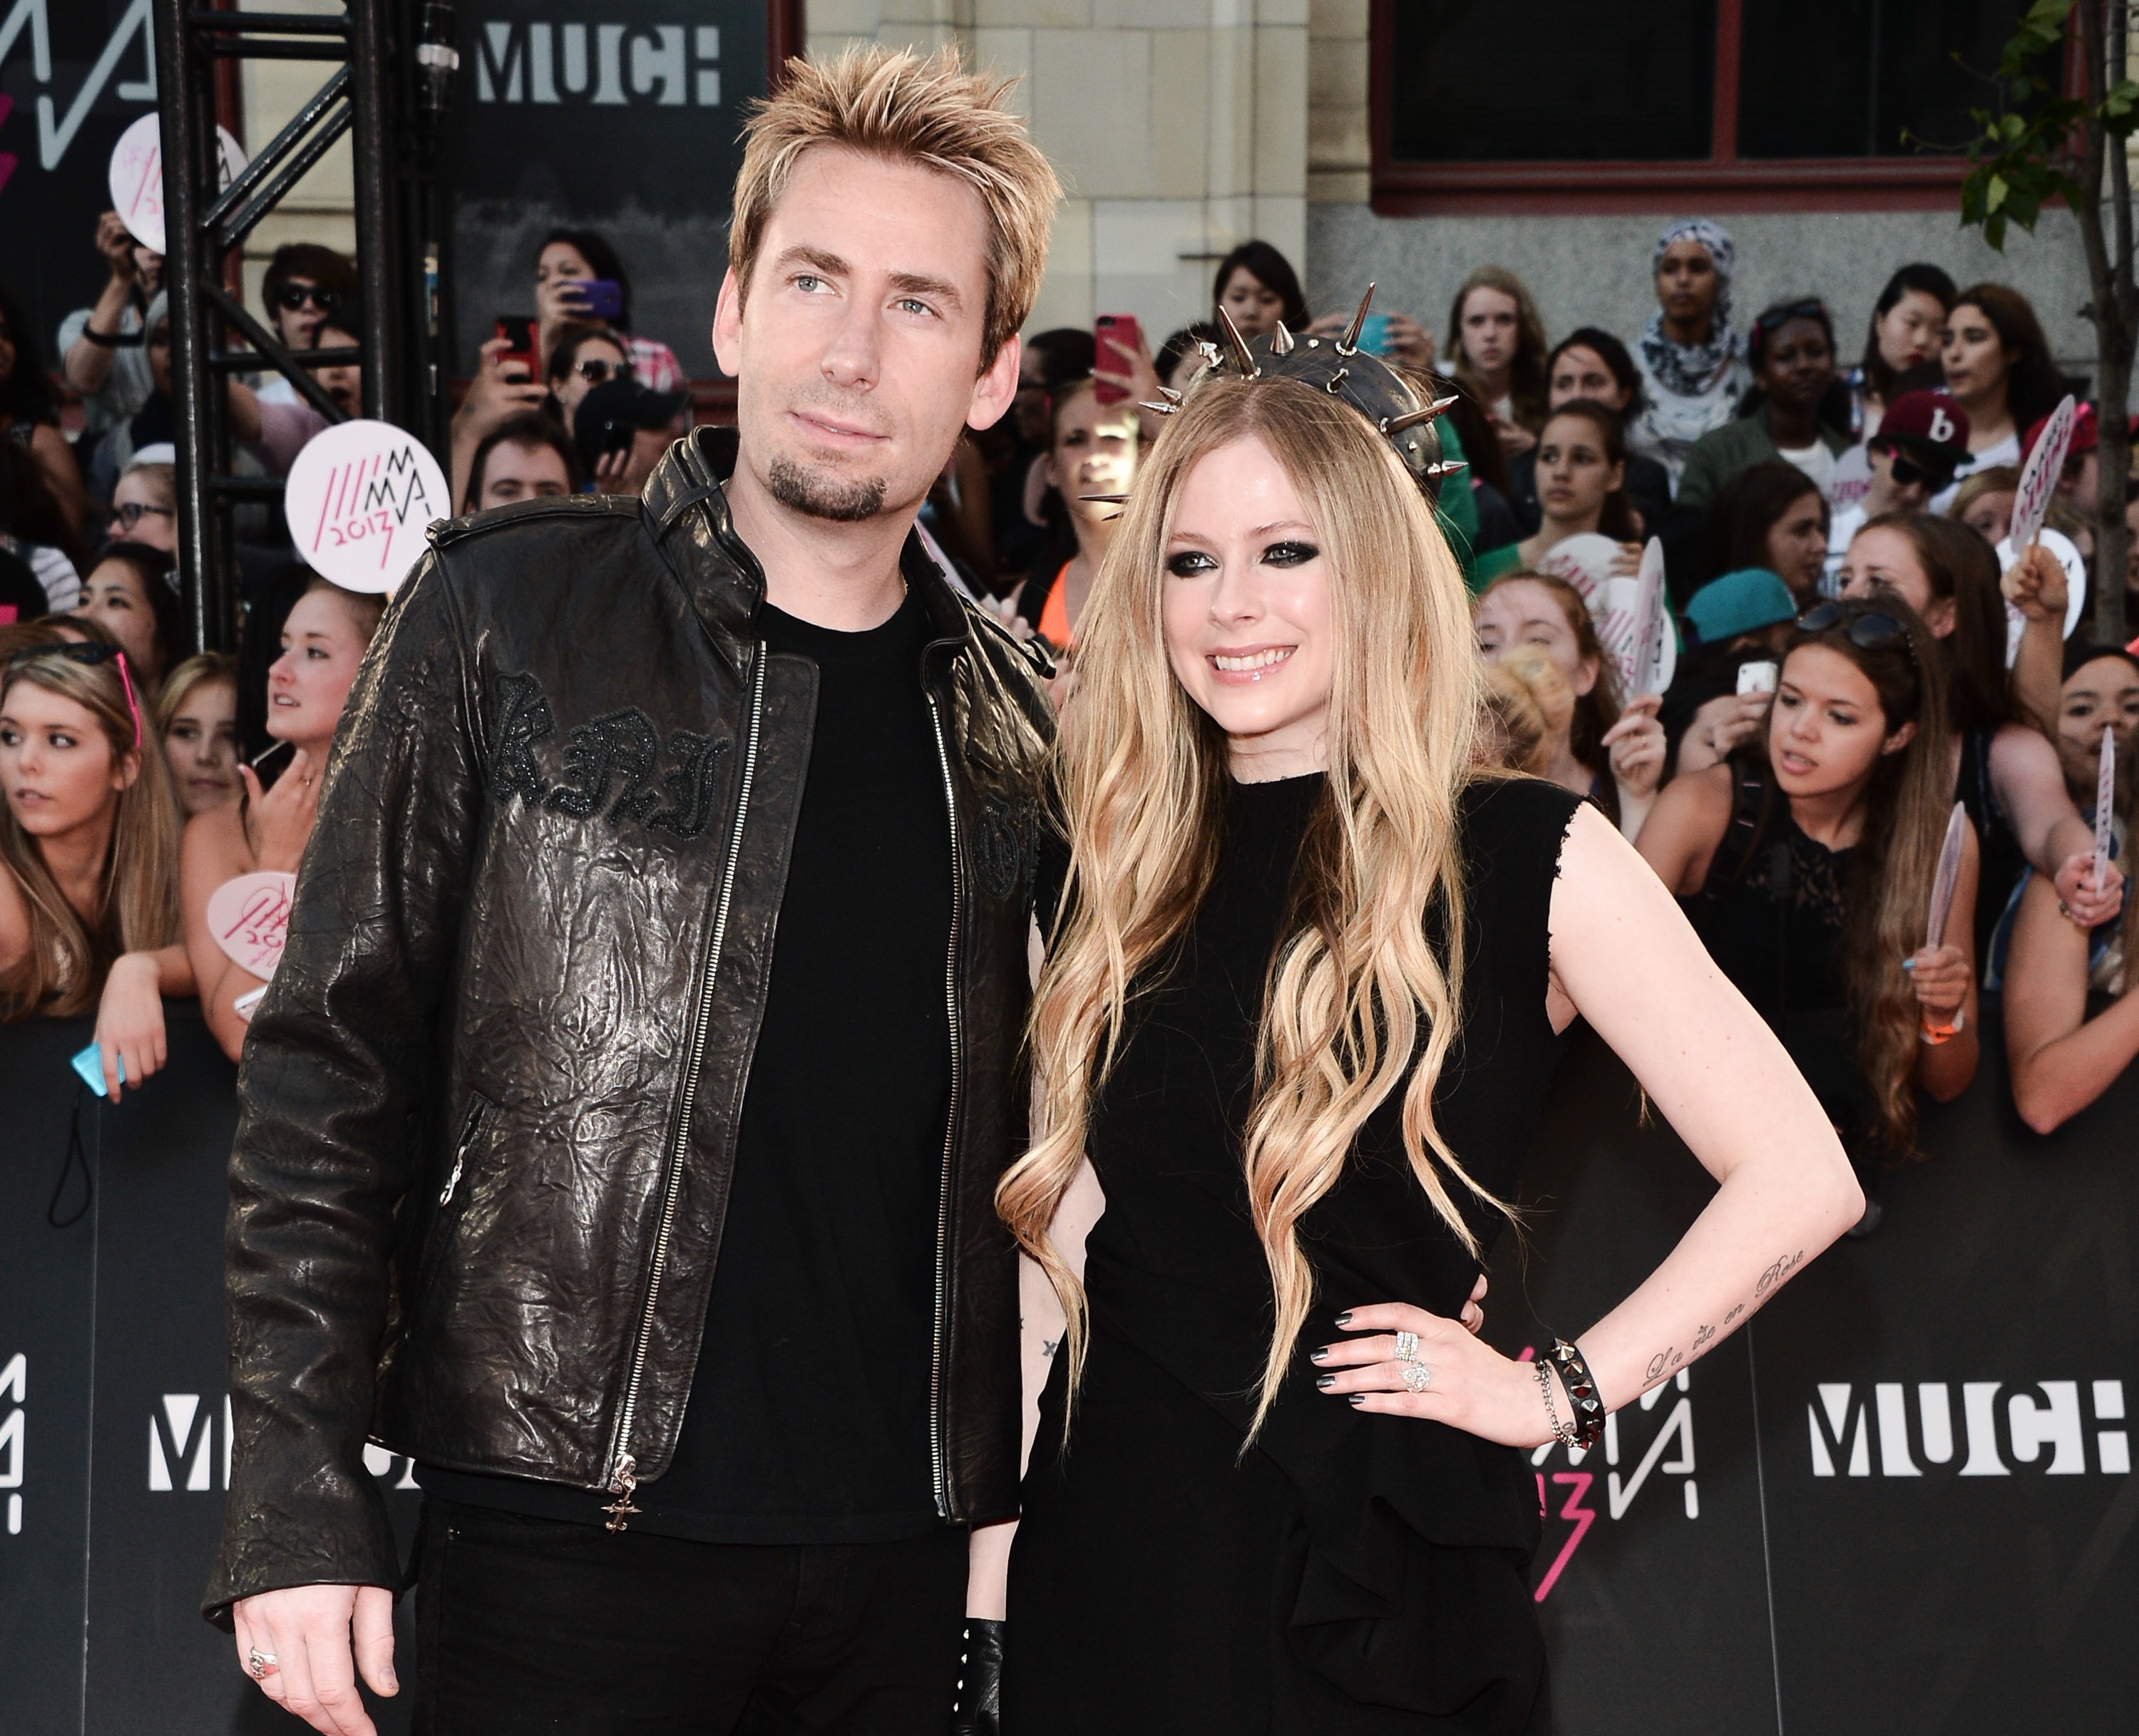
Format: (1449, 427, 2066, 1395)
(1310, 1300, 1554, 1448)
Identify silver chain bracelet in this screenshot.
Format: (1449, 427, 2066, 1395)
(1534, 1357, 1579, 1448)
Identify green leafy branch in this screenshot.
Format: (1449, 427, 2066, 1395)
(1959, 0, 2139, 249)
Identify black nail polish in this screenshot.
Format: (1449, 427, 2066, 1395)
(1310, 1346, 1328, 1363)
(1315, 1372, 1335, 1389)
(1333, 1311, 1353, 1327)
(1347, 1393, 1365, 1405)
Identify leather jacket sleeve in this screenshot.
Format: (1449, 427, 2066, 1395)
(205, 553, 481, 1623)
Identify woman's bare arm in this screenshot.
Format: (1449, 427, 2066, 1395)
(965, 1157, 1105, 1621)
(1633, 759, 1733, 895)
(1320, 803, 1860, 1442)
(2004, 870, 2139, 1133)
(1542, 805, 1862, 1404)
(1991, 722, 2120, 923)
(183, 803, 265, 1064)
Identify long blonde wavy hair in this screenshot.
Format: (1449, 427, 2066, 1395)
(998, 376, 1509, 1438)
(0, 624, 183, 1018)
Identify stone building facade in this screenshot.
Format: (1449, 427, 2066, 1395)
(811, 0, 2100, 376)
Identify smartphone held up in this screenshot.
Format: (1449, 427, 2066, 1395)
(1094, 314, 1142, 405)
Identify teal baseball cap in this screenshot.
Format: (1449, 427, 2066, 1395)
(1684, 567, 1797, 647)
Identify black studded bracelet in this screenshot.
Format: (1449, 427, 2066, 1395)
(1545, 1338, 1606, 1449)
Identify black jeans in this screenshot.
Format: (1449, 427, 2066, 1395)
(411, 1499, 968, 1735)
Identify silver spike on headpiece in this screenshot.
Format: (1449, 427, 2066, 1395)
(1382, 395, 1461, 435)
(1079, 493, 1132, 505)
(1334, 283, 1376, 356)
(1271, 321, 1296, 356)
(1215, 306, 1261, 377)
(1422, 460, 1467, 479)
(1157, 385, 1184, 403)
(1137, 399, 1179, 416)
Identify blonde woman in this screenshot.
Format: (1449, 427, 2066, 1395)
(0, 622, 185, 1099)
(990, 373, 1860, 1732)
(154, 652, 240, 817)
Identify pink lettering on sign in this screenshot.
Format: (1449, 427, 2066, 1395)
(205, 871, 297, 980)
(283, 417, 450, 595)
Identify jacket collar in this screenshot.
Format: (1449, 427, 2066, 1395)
(644, 426, 974, 677)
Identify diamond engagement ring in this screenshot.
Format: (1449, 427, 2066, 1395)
(247, 1648, 278, 1678)
(1400, 1362, 1432, 1394)
(1392, 1330, 1420, 1363)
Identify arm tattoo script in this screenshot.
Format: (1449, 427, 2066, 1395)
(1754, 1248, 1806, 1299)
(1646, 1349, 1673, 1382)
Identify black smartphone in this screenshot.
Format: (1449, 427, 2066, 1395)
(250, 738, 294, 781)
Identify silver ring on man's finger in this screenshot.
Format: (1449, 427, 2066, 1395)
(247, 1648, 278, 1678)
(1392, 1330, 1420, 1364)
(1400, 1362, 1432, 1394)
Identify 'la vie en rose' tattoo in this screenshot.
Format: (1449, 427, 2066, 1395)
(1754, 1249, 1806, 1299)
(1724, 1302, 1745, 1325)
(1645, 1349, 1673, 1382)
(1691, 1322, 1716, 1355)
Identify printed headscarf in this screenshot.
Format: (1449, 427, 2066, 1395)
(1639, 217, 1745, 400)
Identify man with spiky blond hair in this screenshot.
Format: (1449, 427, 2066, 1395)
(207, 46, 1059, 1735)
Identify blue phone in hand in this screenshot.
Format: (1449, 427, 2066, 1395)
(71, 1042, 120, 1096)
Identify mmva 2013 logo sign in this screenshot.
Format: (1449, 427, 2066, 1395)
(471, 19, 724, 109)
(1807, 1379, 2129, 1479)
(148, 1393, 419, 1492)
(1529, 1362, 1698, 1603)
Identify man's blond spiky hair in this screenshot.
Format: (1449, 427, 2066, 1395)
(729, 44, 1061, 365)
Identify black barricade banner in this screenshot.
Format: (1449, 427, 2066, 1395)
(1489, 1008, 2138, 1734)
(4, 1000, 2133, 1732)
(0, 1006, 421, 1735)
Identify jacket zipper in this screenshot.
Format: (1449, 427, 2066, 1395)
(925, 694, 963, 1521)
(602, 643, 767, 1532)
(438, 1094, 489, 1208)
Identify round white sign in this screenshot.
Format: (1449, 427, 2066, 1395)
(282, 418, 449, 595)
(108, 113, 247, 256)
(1994, 525, 2086, 667)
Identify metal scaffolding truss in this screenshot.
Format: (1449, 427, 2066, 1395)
(153, 1, 449, 651)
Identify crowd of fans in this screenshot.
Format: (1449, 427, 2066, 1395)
(2, 212, 2135, 1238)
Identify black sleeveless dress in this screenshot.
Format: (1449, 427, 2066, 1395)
(1003, 772, 1582, 1735)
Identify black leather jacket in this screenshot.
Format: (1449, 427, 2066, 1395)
(206, 430, 1054, 1618)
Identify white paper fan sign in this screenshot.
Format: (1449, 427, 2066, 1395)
(207, 871, 296, 980)
(1993, 525, 2085, 667)
(284, 418, 448, 595)
(1599, 537, 1673, 698)
(2008, 394, 2076, 557)
(109, 112, 247, 255)
(1532, 533, 1623, 611)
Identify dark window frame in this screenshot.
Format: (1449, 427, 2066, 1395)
(1368, 0, 2076, 215)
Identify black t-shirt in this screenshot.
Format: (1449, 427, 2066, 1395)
(420, 586, 953, 1542)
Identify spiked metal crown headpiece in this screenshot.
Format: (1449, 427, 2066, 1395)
(1096, 284, 1465, 511)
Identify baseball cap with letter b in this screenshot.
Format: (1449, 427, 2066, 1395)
(1874, 390, 1970, 488)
